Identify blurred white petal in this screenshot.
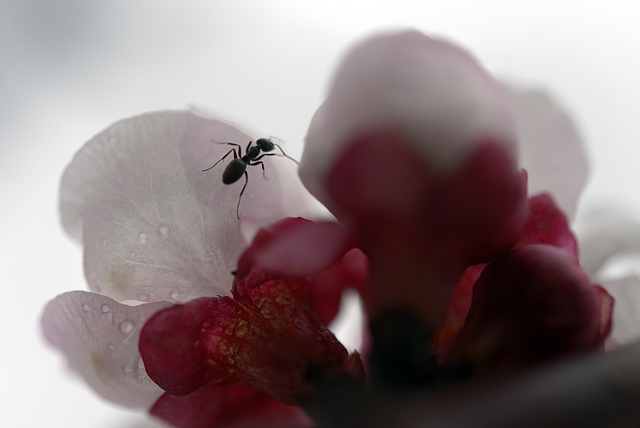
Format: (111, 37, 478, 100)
(301, 30, 515, 209)
(42, 291, 171, 407)
(576, 209, 640, 344)
(575, 208, 640, 278)
(503, 86, 588, 220)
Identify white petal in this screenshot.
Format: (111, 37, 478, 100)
(502, 86, 588, 220)
(60, 111, 310, 302)
(41, 291, 171, 407)
(301, 30, 515, 207)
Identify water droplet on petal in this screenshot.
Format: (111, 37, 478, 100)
(158, 225, 170, 237)
(170, 289, 179, 300)
(122, 364, 135, 375)
(138, 232, 147, 244)
(82, 304, 91, 313)
(119, 320, 134, 334)
(138, 292, 149, 301)
(100, 304, 110, 313)
(107, 343, 115, 351)
(101, 238, 107, 246)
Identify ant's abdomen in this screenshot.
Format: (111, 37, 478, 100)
(222, 159, 247, 184)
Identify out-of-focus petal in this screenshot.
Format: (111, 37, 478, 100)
(325, 129, 527, 324)
(502, 86, 588, 220)
(151, 383, 313, 428)
(600, 276, 640, 344)
(41, 291, 171, 407)
(308, 248, 368, 325)
(575, 208, 640, 279)
(432, 264, 485, 355)
(301, 30, 516, 213)
(594, 285, 614, 341)
(60, 111, 311, 303)
(515, 193, 578, 257)
(435, 193, 580, 354)
(444, 245, 604, 371)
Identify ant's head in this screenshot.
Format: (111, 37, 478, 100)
(256, 138, 275, 152)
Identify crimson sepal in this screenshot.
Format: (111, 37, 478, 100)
(151, 383, 313, 428)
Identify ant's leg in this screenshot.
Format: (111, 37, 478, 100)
(202, 148, 237, 172)
(254, 151, 299, 166)
(253, 153, 277, 160)
(273, 143, 300, 165)
(213, 141, 243, 158)
(248, 160, 267, 180)
(236, 170, 249, 219)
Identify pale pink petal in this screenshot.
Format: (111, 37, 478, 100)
(238, 217, 356, 278)
(301, 30, 515, 211)
(41, 291, 172, 407)
(60, 111, 312, 303)
(180, 113, 325, 242)
(502, 86, 588, 220)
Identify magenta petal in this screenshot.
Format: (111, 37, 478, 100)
(151, 383, 313, 428)
(142, 276, 363, 406)
(139, 297, 220, 395)
(41, 291, 171, 407)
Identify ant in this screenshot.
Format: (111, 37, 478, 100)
(202, 138, 299, 218)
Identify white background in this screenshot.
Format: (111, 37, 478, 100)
(2, 1, 640, 427)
